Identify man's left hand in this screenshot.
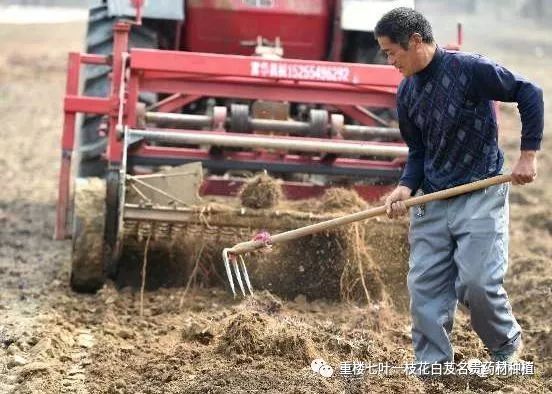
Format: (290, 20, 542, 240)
(511, 150, 538, 185)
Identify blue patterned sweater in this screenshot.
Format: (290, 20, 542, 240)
(397, 47, 544, 194)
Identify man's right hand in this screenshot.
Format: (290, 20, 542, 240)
(384, 185, 412, 218)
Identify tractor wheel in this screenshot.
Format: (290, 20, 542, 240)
(79, 5, 159, 177)
(70, 177, 107, 293)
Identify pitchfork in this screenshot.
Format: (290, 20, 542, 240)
(223, 174, 512, 297)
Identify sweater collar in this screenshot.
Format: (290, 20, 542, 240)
(413, 46, 443, 83)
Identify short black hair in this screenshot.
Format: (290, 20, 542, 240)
(374, 7, 434, 50)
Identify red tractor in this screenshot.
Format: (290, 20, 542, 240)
(56, 0, 426, 292)
(74, 0, 415, 177)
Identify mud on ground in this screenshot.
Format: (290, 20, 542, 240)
(1, 13, 551, 394)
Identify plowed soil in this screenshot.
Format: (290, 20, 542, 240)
(1, 12, 551, 394)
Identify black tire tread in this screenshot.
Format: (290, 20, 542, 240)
(79, 4, 159, 176)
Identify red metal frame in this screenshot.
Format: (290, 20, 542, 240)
(106, 23, 131, 163)
(55, 51, 112, 240)
(55, 23, 129, 239)
(130, 145, 404, 170)
(55, 21, 405, 239)
(130, 49, 401, 87)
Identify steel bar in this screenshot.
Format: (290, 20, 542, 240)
(128, 128, 407, 157)
(353, 105, 391, 127)
(129, 182, 152, 204)
(145, 111, 400, 139)
(342, 125, 401, 140)
(249, 118, 310, 133)
(146, 112, 212, 128)
(64, 96, 111, 115)
(146, 112, 312, 133)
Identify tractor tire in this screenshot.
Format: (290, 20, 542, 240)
(79, 5, 158, 177)
(70, 177, 107, 293)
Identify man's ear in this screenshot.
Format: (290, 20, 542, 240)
(410, 33, 423, 47)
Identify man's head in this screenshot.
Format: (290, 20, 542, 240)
(374, 7, 435, 77)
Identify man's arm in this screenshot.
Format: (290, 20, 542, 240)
(385, 95, 425, 218)
(471, 56, 544, 184)
(397, 99, 425, 193)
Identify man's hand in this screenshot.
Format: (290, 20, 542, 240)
(384, 185, 412, 218)
(511, 151, 537, 185)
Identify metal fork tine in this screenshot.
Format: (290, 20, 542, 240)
(231, 257, 247, 296)
(239, 255, 254, 295)
(222, 249, 236, 297)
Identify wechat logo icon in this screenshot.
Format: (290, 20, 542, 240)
(311, 358, 334, 378)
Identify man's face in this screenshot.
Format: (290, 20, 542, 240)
(377, 35, 418, 77)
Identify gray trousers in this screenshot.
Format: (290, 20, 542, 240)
(408, 183, 521, 363)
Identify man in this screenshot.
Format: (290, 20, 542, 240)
(374, 8, 543, 365)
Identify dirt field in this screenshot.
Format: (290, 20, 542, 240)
(0, 10, 551, 394)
